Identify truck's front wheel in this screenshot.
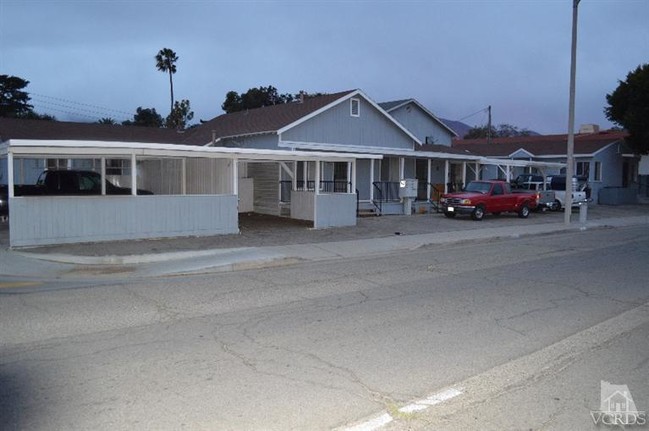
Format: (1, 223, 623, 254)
(471, 205, 485, 221)
(518, 203, 530, 218)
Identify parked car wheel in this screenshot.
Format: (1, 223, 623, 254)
(552, 200, 562, 211)
(518, 204, 530, 218)
(471, 205, 485, 221)
(443, 211, 456, 218)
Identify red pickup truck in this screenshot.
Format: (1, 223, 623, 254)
(439, 180, 538, 221)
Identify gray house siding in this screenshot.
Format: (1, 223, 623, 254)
(282, 97, 415, 150)
(388, 103, 453, 146)
(356, 159, 372, 200)
(403, 158, 416, 178)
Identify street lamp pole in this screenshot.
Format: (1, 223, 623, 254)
(564, 0, 580, 224)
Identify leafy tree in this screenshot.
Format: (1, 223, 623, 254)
(463, 125, 497, 139)
(221, 85, 304, 113)
(122, 107, 164, 127)
(165, 99, 194, 129)
(496, 123, 532, 137)
(97, 117, 116, 125)
(0, 74, 34, 117)
(463, 123, 531, 139)
(155, 48, 179, 114)
(605, 63, 649, 154)
(21, 111, 56, 121)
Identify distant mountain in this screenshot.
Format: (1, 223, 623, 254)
(440, 118, 540, 139)
(440, 118, 472, 139)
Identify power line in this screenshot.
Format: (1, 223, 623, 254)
(31, 98, 130, 121)
(457, 106, 490, 123)
(29, 105, 109, 122)
(30, 93, 134, 118)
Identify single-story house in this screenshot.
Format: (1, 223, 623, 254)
(184, 90, 487, 215)
(0, 90, 567, 247)
(0, 117, 378, 247)
(453, 126, 640, 204)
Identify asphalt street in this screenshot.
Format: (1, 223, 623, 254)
(1, 225, 648, 430)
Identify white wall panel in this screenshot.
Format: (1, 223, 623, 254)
(9, 195, 238, 247)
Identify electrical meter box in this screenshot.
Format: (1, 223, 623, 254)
(399, 179, 418, 198)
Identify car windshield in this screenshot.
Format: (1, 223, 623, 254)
(464, 182, 492, 194)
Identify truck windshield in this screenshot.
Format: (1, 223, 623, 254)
(464, 182, 492, 194)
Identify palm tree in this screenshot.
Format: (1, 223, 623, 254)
(155, 48, 178, 114)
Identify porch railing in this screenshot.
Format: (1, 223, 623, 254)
(417, 181, 443, 212)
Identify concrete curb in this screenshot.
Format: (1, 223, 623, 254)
(15, 246, 253, 265)
(8, 216, 649, 279)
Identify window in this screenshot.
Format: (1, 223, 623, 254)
(350, 98, 360, 117)
(594, 161, 602, 181)
(106, 159, 130, 175)
(46, 158, 68, 169)
(576, 161, 590, 179)
(492, 183, 504, 195)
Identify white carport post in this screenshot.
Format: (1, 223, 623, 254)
(475, 162, 480, 180)
(7, 151, 14, 198)
(369, 159, 375, 201)
(444, 160, 450, 193)
(100, 157, 106, 195)
(292, 161, 297, 192)
(181, 159, 187, 195)
(462, 162, 467, 188)
(347, 161, 352, 193)
(303, 162, 308, 190)
(506, 165, 511, 183)
(232, 156, 239, 195)
(399, 157, 405, 180)
(427, 159, 432, 200)
(315, 161, 321, 195)
(350, 160, 356, 194)
(130, 152, 137, 195)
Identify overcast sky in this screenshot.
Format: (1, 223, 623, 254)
(1, 0, 647, 134)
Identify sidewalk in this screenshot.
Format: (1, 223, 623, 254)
(1, 205, 648, 279)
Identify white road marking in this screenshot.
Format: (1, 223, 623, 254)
(338, 412, 393, 431)
(398, 387, 463, 413)
(336, 387, 463, 431)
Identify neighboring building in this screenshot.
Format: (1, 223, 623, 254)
(453, 128, 640, 204)
(378, 99, 457, 146)
(188, 91, 484, 215)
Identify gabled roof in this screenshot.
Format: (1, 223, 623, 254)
(378, 99, 410, 112)
(182, 89, 422, 147)
(180, 90, 357, 146)
(453, 130, 629, 158)
(0, 117, 184, 144)
(379, 99, 458, 137)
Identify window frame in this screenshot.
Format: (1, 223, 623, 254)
(576, 161, 590, 179)
(350, 98, 360, 117)
(593, 161, 602, 182)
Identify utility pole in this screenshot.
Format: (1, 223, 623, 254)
(564, 0, 580, 224)
(487, 105, 492, 145)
